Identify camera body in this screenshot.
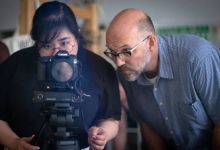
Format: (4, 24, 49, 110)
(36, 50, 79, 92)
(33, 50, 83, 103)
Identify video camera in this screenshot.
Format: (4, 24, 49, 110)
(33, 50, 83, 150)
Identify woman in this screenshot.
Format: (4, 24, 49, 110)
(0, 1, 120, 150)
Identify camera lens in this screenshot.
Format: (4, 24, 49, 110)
(51, 61, 73, 82)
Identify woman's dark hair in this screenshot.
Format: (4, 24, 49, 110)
(31, 1, 80, 45)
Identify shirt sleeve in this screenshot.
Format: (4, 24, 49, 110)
(193, 48, 220, 123)
(0, 59, 15, 121)
(103, 64, 121, 120)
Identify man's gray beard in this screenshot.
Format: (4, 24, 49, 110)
(123, 48, 149, 81)
(124, 71, 141, 81)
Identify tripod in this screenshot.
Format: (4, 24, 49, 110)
(32, 50, 85, 150)
(33, 92, 82, 150)
(39, 136, 80, 150)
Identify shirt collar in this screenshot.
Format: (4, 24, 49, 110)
(157, 36, 174, 79)
(137, 36, 174, 85)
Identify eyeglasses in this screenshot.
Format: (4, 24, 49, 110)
(38, 40, 74, 52)
(104, 35, 150, 60)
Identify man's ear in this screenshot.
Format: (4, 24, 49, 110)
(149, 35, 157, 52)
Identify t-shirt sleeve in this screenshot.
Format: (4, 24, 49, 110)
(103, 63, 121, 120)
(0, 58, 15, 121)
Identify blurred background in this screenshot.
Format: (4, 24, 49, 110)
(0, 0, 220, 55)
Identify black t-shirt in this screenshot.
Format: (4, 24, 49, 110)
(0, 46, 121, 149)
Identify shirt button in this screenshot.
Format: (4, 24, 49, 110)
(165, 117, 169, 120)
(159, 102, 163, 106)
(154, 88, 157, 91)
(170, 130, 174, 134)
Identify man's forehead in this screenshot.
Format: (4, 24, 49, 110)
(107, 26, 139, 43)
(106, 37, 129, 49)
(108, 19, 138, 34)
(106, 34, 140, 52)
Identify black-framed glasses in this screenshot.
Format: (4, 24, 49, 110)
(104, 35, 150, 60)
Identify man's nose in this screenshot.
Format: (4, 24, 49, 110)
(115, 56, 126, 67)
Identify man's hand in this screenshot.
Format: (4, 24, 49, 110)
(88, 126, 107, 150)
(13, 135, 40, 150)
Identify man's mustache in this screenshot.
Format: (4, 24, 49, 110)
(118, 64, 133, 72)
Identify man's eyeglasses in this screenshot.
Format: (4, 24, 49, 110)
(104, 35, 150, 60)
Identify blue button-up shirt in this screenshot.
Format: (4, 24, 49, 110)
(118, 34, 220, 150)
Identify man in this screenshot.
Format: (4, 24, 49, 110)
(105, 8, 220, 150)
(0, 1, 120, 150)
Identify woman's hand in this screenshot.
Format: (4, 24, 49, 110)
(13, 135, 40, 150)
(88, 126, 107, 150)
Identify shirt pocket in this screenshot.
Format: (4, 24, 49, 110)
(180, 99, 212, 130)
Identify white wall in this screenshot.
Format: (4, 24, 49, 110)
(0, 0, 220, 31)
(99, 0, 220, 28)
(0, 0, 19, 31)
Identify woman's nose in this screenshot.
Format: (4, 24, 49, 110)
(51, 44, 61, 55)
(53, 42, 61, 50)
